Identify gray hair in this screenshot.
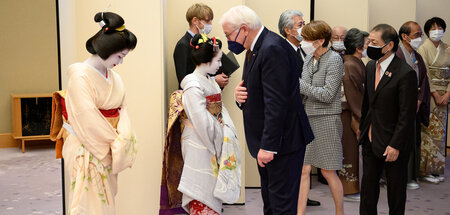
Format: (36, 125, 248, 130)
(220, 5, 262, 30)
(278, 10, 304, 37)
(344, 28, 369, 55)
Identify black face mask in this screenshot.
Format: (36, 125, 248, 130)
(367, 43, 389, 60)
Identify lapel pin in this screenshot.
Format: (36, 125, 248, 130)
(385, 71, 392, 77)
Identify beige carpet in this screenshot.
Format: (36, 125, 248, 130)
(1, 146, 450, 215)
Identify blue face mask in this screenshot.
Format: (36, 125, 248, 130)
(228, 27, 247, 54)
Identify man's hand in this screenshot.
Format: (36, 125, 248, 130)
(356, 129, 361, 141)
(215, 73, 229, 88)
(257, 149, 274, 167)
(235, 80, 248, 104)
(383, 146, 399, 162)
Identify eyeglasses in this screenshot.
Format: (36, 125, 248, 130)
(225, 27, 240, 40)
(409, 32, 423, 38)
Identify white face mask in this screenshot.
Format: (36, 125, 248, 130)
(429, 29, 444, 42)
(294, 27, 303, 42)
(332, 41, 345, 51)
(197, 23, 213, 35)
(409, 37, 422, 50)
(361, 48, 367, 58)
(301, 41, 316, 56)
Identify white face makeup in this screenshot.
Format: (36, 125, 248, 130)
(103, 49, 130, 69)
(207, 50, 223, 75)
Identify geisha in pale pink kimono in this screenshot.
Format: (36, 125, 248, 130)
(57, 12, 137, 215)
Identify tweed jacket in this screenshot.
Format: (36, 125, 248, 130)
(300, 49, 344, 116)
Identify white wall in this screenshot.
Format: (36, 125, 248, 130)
(315, 0, 369, 31)
(416, 0, 450, 44)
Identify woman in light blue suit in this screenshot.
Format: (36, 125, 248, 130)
(297, 20, 344, 215)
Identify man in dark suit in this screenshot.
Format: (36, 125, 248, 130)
(396, 21, 431, 189)
(173, 3, 229, 88)
(358, 24, 418, 215)
(278, 9, 321, 207)
(221, 6, 314, 214)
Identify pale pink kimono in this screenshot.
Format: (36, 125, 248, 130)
(62, 63, 137, 215)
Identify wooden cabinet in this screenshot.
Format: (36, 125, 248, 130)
(11, 93, 53, 153)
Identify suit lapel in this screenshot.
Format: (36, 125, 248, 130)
(367, 60, 376, 104)
(372, 56, 399, 101)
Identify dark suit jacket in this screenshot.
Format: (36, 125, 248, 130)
(173, 32, 195, 88)
(240, 28, 314, 158)
(358, 55, 418, 157)
(395, 48, 431, 127)
(294, 46, 304, 78)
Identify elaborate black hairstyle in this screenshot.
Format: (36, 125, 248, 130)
(190, 34, 222, 66)
(86, 12, 137, 60)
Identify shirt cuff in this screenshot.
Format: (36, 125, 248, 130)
(262, 149, 277, 154)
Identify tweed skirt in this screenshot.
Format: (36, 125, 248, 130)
(304, 114, 343, 170)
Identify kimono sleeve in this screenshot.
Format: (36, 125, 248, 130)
(66, 71, 118, 162)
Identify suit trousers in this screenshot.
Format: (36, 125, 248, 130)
(407, 121, 421, 182)
(257, 147, 305, 215)
(360, 140, 409, 215)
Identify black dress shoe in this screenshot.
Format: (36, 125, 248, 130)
(307, 198, 321, 206)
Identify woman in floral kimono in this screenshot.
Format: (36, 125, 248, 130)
(157, 34, 240, 215)
(179, 34, 241, 215)
(62, 12, 137, 215)
(418, 17, 450, 183)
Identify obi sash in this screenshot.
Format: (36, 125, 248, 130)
(159, 90, 223, 214)
(50, 90, 120, 159)
(428, 66, 450, 88)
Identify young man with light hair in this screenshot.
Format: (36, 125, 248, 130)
(173, 3, 229, 89)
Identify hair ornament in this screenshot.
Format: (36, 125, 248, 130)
(99, 20, 106, 28)
(115, 25, 126, 31)
(189, 40, 200, 50)
(212, 37, 219, 52)
(99, 4, 111, 29)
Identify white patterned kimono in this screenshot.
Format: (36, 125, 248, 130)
(62, 63, 137, 215)
(178, 71, 241, 214)
(418, 39, 450, 175)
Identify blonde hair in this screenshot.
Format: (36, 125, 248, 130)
(186, 3, 213, 26)
(220, 5, 262, 30)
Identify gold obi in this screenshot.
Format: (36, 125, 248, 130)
(429, 66, 450, 88)
(206, 93, 223, 125)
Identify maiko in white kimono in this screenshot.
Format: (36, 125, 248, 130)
(62, 63, 137, 215)
(178, 70, 241, 214)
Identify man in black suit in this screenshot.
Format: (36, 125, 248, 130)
(278, 9, 321, 207)
(221, 6, 314, 214)
(358, 24, 418, 215)
(173, 3, 229, 88)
